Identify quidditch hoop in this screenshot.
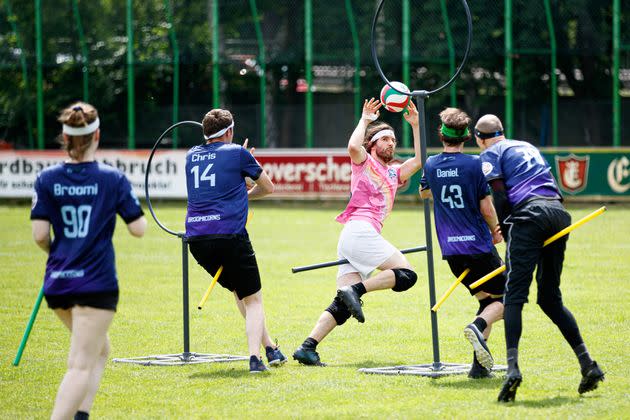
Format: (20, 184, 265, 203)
(370, 0, 472, 97)
(145, 121, 203, 237)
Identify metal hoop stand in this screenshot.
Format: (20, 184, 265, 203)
(113, 121, 248, 366)
(359, 0, 505, 377)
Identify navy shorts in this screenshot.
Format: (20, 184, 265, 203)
(45, 290, 119, 311)
(188, 234, 262, 300)
(446, 247, 506, 296)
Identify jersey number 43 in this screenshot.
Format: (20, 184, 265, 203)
(440, 184, 464, 209)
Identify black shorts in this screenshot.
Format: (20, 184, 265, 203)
(45, 290, 119, 311)
(446, 247, 506, 296)
(188, 234, 262, 300)
(503, 199, 571, 306)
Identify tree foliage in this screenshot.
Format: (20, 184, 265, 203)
(0, 0, 625, 148)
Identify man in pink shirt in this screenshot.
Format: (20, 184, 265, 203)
(293, 97, 424, 366)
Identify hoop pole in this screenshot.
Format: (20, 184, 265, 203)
(182, 237, 190, 359)
(469, 206, 607, 290)
(13, 286, 44, 366)
(415, 95, 441, 370)
(432, 268, 469, 312)
(292, 246, 427, 273)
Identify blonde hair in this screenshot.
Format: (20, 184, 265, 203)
(58, 102, 98, 160)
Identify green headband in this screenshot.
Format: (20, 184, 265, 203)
(440, 124, 470, 138)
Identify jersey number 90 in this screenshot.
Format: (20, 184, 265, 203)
(61, 205, 92, 238)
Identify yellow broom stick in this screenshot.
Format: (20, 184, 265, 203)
(197, 212, 252, 310)
(431, 268, 470, 312)
(469, 206, 607, 290)
(197, 266, 223, 309)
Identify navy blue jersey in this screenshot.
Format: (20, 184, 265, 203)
(185, 142, 262, 237)
(479, 139, 561, 207)
(420, 153, 493, 256)
(30, 162, 143, 296)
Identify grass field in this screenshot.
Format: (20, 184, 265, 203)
(1, 202, 629, 419)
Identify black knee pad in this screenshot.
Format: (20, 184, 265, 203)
(391, 268, 417, 292)
(325, 298, 351, 325)
(476, 296, 503, 316)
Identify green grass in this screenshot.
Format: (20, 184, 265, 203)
(1, 202, 629, 419)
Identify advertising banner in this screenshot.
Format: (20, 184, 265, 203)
(0, 150, 184, 198)
(1, 148, 629, 200)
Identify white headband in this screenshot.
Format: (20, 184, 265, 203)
(370, 129, 395, 143)
(62, 117, 100, 136)
(204, 121, 235, 140)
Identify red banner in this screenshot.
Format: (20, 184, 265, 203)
(255, 150, 351, 198)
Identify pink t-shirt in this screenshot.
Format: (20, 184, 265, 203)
(336, 154, 402, 233)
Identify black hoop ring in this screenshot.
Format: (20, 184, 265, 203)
(371, 0, 472, 97)
(145, 121, 202, 237)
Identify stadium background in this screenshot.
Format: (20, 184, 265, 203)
(0, 0, 629, 152)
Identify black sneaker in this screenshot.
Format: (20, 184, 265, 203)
(469, 357, 494, 379)
(336, 286, 365, 323)
(266, 345, 287, 367)
(464, 324, 494, 370)
(249, 356, 269, 374)
(497, 372, 522, 402)
(578, 361, 604, 394)
(293, 345, 326, 366)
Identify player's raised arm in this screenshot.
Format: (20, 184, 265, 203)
(347, 98, 381, 165)
(399, 100, 423, 181)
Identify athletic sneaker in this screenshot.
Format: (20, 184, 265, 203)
(336, 286, 365, 323)
(293, 345, 326, 366)
(497, 372, 522, 402)
(463, 324, 494, 370)
(468, 355, 493, 379)
(266, 345, 287, 367)
(578, 361, 605, 394)
(249, 356, 269, 373)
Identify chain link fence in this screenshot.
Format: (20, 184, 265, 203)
(0, 0, 627, 150)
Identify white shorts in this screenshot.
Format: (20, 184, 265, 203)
(337, 220, 398, 280)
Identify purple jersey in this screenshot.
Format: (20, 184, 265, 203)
(420, 153, 493, 256)
(479, 139, 561, 207)
(185, 142, 262, 237)
(30, 162, 144, 295)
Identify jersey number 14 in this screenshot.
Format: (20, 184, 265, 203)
(190, 164, 216, 188)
